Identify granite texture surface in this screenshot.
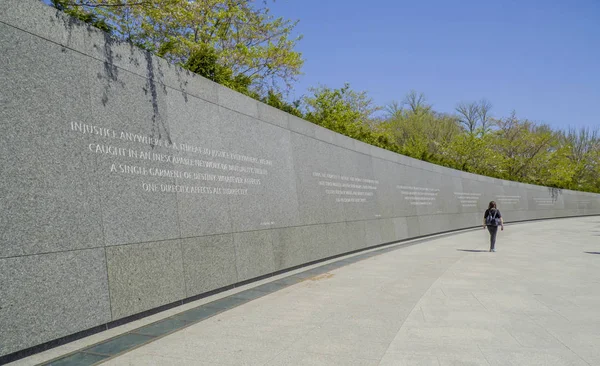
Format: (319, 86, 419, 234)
(166, 91, 234, 238)
(233, 230, 276, 282)
(0, 24, 104, 258)
(181, 234, 238, 297)
(85, 56, 180, 247)
(105, 240, 186, 319)
(0, 250, 111, 356)
(2, 0, 600, 358)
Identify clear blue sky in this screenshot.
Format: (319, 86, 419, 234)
(269, 0, 600, 130)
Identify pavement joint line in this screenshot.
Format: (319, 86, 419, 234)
(29, 216, 600, 366)
(379, 241, 473, 361)
(524, 313, 593, 366)
(46, 224, 550, 366)
(37, 229, 480, 366)
(476, 344, 493, 366)
(471, 292, 489, 311)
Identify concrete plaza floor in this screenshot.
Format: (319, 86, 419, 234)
(13, 217, 600, 366)
(99, 216, 600, 366)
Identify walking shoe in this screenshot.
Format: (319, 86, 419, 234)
(491, 249, 496, 252)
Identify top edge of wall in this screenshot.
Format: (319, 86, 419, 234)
(0, 0, 595, 197)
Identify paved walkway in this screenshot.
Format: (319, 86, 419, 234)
(96, 217, 600, 366)
(15, 217, 600, 366)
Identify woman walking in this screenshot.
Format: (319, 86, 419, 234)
(483, 201, 504, 252)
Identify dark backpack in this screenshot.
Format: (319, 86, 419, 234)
(486, 209, 499, 226)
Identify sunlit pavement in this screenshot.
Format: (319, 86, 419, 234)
(28, 217, 600, 366)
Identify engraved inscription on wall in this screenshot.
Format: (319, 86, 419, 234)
(533, 197, 556, 206)
(313, 171, 379, 203)
(453, 192, 481, 208)
(533, 197, 555, 207)
(69, 122, 273, 196)
(397, 186, 439, 206)
(497, 195, 521, 206)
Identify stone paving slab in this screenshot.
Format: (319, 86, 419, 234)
(11, 217, 600, 365)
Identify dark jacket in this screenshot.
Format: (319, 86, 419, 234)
(484, 208, 502, 226)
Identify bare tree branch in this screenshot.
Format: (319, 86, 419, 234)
(478, 99, 492, 134)
(455, 101, 479, 134)
(403, 90, 430, 114)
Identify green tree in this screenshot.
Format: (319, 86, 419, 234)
(39, 2, 600, 194)
(48, 0, 303, 96)
(50, 0, 111, 32)
(381, 93, 461, 162)
(303, 84, 394, 150)
(489, 112, 558, 183)
(262, 90, 303, 118)
(535, 143, 576, 189)
(184, 44, 256, 98)
(558, 127, 600, 192)
(303, 83, 381, 128)
(442, 133, 500, 175)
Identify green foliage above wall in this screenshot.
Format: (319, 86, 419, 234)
(46, 0, 600, 193)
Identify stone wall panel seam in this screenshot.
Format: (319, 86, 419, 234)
(2, 0, 600, 358)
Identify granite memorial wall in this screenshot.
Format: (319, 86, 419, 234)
(2, 0, 600, 358)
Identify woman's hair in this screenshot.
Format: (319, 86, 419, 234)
(488, 201, 497, 210)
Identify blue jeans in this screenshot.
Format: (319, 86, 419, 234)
(487, 225, 498, 250)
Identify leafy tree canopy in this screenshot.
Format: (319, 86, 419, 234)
(46, 1, 600, 193)
(51, 0, 303, 96)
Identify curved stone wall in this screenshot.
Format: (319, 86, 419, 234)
(1, 0, 600, 358)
